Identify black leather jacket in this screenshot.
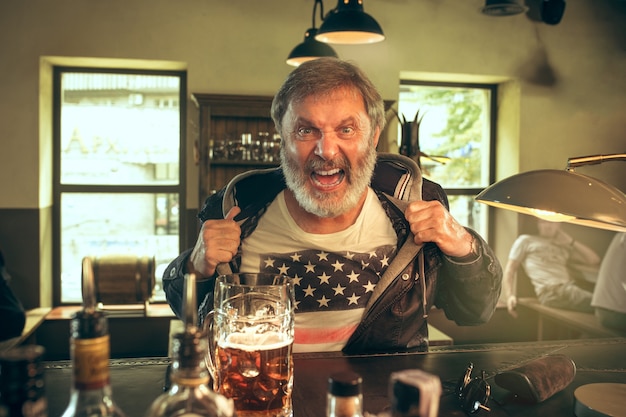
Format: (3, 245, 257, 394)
(163, 153, 502, 354)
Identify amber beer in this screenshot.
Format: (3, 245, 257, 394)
(215, 332, 293, 417)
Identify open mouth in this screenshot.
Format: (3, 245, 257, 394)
(311, 168, 345, 188)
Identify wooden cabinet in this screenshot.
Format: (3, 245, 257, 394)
(192, 94, 280, 207)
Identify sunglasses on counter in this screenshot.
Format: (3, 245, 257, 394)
(455, 362, 491, 414)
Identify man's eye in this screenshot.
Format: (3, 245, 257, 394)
(296, 127, 318, 139)
(338, 127, 356, 137)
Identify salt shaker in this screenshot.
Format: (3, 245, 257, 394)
(389, 369, 441, 417)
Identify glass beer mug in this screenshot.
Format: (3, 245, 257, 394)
(205, 273, 295, 417)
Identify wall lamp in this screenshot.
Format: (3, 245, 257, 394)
(286, 0, 339, 67)
(315, 0, 385, 45)
(475, 153, 626, 232)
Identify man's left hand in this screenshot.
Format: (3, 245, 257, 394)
(404, 200, 474, 258)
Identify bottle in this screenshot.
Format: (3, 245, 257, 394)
(59, 308, 127, 417)
(144, 327, 235, 417)
(327, 371, 364, 417)
(144, 272, 235, 417)
(0, 345, 48, 417)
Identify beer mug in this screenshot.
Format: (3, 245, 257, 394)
(205, 273, 295, 417)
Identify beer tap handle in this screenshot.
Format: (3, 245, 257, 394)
(81, 256, 97, 313)
(183, 273, 198, 330)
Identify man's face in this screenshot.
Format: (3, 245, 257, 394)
(537, 219, 561, 238)
(279, 88, 380, 218)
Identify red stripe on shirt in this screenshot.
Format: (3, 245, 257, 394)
(294, 323, 359, 345)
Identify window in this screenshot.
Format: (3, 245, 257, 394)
(397, 81, 496, 239)
(53, 68, 186, 304)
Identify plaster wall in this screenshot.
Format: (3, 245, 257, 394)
(0, 0, 624, 307)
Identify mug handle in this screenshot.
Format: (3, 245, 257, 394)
(203, 310, 218, 387)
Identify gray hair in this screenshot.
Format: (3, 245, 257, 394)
(271, 57, 385, 136)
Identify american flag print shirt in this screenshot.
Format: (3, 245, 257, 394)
(241, 189, 398, 352)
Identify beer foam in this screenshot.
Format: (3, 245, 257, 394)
(222, 331, 293, 351)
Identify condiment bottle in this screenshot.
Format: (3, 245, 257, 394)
(0, 345, 48, 417)
(327, 371, 364, 417)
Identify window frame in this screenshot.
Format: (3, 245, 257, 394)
(52, 66, 187, 306)
(398, 79, 498, 241)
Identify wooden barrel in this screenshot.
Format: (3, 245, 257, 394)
(88, 254, 155, 305)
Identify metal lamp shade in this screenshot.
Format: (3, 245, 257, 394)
(286, 28, 338, 67)
(475, 169, 626, 232)
(316, 0, 384, 45)
(481, 0, 528, 16)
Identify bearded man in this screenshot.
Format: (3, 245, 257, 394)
(163, 58, 502, 354)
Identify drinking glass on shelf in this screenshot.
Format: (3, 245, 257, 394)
(205, 273, 295, 417)
(227, 136, 244, 160)
(264, 134, 282, 163)
(211, 139, 227, 161)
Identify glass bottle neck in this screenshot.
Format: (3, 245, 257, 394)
(169, 361, 210, 388)
(71, 335, 111, 391)
(327, 394, 364, 417)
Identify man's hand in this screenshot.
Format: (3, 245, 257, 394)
(404, 200, 474, 258)
(506, 294, 518, 318)
(552, 228, 573, 247)
(188, 206, 241, 278)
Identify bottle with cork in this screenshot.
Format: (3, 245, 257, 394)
(327, 371, 365, 417)
(144, 273, 235, 417)
(59, 257, 127, 417)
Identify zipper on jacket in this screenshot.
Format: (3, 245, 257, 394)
(418, 250, 428, 319)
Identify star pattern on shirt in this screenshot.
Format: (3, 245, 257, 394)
(259, 245, 396, 312)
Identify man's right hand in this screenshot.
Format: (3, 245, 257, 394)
(506, 294, 518, 318)
(187, 206, 242, 278)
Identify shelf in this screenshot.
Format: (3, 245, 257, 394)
(192, 93, 276, 205)
(209, 160, 279, 167)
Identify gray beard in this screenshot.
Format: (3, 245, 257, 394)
(280, 146, 377, 218)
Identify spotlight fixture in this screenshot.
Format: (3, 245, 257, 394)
(475, 153, 626, 232)
(481, 0, 528, 16)
(287, 0, 339, 66)
(316, 0, 385, 45)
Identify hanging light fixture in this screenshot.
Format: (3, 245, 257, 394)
(481, 0, 528, 16)
(475, 153, 626, 232)
(316, 0, 385, 45)
(286, 0, 338, 67)
(287, 0, 339, 66)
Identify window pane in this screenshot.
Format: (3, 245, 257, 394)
(448, 195, 488, 239)
(60, 193, 179, 303)
(398, 81, 495, 241)
(398, 84, 491, 189)
(60, 73, 180, 185)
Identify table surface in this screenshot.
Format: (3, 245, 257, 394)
(43, 337, 626, 417)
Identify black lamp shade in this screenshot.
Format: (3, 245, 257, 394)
(286, 28, 338, 67)
(481, 0, 528, 16)
(316, 0, 384, 45)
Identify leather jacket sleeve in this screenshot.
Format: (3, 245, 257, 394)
(435, 231, 503, 325)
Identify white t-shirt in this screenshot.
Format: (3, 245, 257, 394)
(241, 188, 397, 352)
(508, 234, 572, 296)
(592, 233, 626, 313)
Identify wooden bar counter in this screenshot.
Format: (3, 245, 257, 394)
(43, 337, 626, 417)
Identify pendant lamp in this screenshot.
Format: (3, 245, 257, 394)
(481, 0, 528, 16)
(475, 153, 626, 232)
(316, 0, 385, 45)
(287, 0, 339, 66)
